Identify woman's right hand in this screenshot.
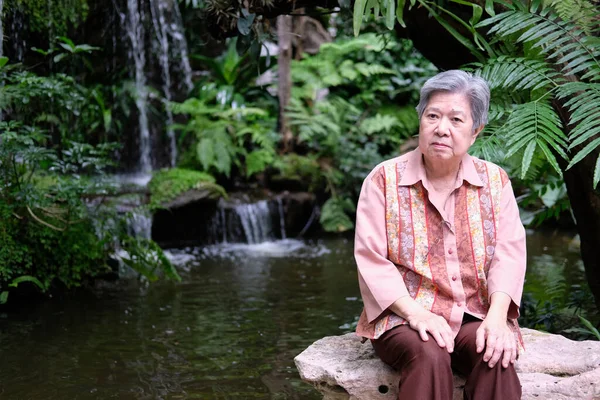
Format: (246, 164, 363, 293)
(390, 296, 454, 353)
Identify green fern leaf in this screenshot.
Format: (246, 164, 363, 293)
(593, 154, 600, 188)
(521, 140, 537, 179)
(320, 197, 355, 232)
(480, 8, 600, 80)
(567, 136, 600, 170)
(474, 56, 561, 91)
(197, 138, 215, 172)
(359, 114, 400, 135)
(501, 102, 568, 174)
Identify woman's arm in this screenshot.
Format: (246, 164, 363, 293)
(355, 167, 410, 323)
(390, 295, 455, 353)
(476, 292, 516, 368)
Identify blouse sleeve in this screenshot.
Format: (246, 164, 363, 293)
(355, 167, 409, 323)
(487, 179, 527, 319)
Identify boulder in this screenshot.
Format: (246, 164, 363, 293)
(294, 328, 600, 400)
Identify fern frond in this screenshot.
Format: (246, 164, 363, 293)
(478, 8, 600, 80)
(558, 83, 600, 146)
(320, 197, 355, 232)
(359, 114, 400, 135)
(354, 63, 396, 77)
(549, 0, 598, 36)
(556, 83, 600, 172)
(501, 101, 568, 178)
(473, 56, 561, 91)
(469, 124, 509, 165)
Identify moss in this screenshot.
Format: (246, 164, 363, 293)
(148, 168, 227, 209)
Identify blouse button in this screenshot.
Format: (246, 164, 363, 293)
(452, 275, 457, 281)
(448, 248, 454, 255)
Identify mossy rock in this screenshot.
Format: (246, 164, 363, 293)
(148, 168, 227, 209)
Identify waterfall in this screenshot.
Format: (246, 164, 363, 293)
(170, 1, 193, 93)
(277, 197, 287, 239)
(149, 0, 176, 167)
(124, 0, 152, 173)
(208, 199, 289, 244)
(235, 201, 274, 244)
(128, 209, 153, 240)
(10, 5, 24, 62)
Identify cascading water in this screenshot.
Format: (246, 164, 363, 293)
(209, 200, 288, 244)
(170, 1, 193, 93)
(235, 201, 274, 244)
(127, 209, 153, 239)
(277, 197, 287, 239)
(10, 5, 24, 62)
(124, 0, 152, 173)
(149, 0, 176, 167)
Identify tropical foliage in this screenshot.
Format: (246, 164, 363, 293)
(284, 32, 435, 231)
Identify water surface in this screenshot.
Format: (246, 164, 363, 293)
(0, 232, 593, 399)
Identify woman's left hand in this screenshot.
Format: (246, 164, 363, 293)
(475, 314, 516, 369)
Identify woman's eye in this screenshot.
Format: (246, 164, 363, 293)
(427, 114, 438, 119)
(453, 117, 463, 122)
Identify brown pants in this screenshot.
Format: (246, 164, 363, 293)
(371, 319, 522, 400)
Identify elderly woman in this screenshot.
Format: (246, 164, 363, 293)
(354, 70, 525, 399)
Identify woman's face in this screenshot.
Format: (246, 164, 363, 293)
(418, 91, 483, 167)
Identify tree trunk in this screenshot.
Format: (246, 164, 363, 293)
(277, 15, 293, 153)
(562, 157, 600, 311)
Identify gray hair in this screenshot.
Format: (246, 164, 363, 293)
(416, 70, 490, 132)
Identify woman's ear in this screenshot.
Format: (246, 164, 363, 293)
(471, 124, 485, 145)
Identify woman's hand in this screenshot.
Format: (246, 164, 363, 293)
(407, 309, 455, 353)
(476, 310, 517, 368)
(389, 296, 454, 352)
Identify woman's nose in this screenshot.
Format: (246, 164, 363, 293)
(436, 117, 451, 136)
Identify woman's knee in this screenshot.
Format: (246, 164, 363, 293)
(407, 339, 452, 367)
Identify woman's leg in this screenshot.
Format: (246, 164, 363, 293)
(371, 325, 454, 400)
(452, 320, 522, 400)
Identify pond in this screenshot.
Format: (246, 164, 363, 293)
(0, 231, 594, 399)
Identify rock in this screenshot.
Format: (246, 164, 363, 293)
(294, 328, 600, 400)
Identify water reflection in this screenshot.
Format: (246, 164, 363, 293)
(0, 232, 594, 399)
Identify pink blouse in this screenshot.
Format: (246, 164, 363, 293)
(355, 149, 526, 346)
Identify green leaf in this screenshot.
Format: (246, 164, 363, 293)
(53, 53, 69, 63)
(594, 154, 600, 189)
(578, 315, 600, 340)
(567, 136, 600, 170)
(485, 0, 495, 16)
(396, 0, 406, 27)
(521, 140, 537, 179)
(450, 0, 483, 25)
(320, 197, 355, 232)
(197, 138, 215, 171)
(214, 140, 232, 177)
(237, 12, 255, 36)
(537, 139, 563, 177)
(0, 57, 8, 68)
(9, 275, 46, 290)
(0, 291, 8, 304)
(385, 0, 396, 30)
(420, 2, 484, 61)
(353, 0, 368, 36)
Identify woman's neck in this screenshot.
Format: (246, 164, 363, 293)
(423, 157, 461, 185)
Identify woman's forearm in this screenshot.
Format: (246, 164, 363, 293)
(389, 295, 429, 320)
(487, 291, 512, 320)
